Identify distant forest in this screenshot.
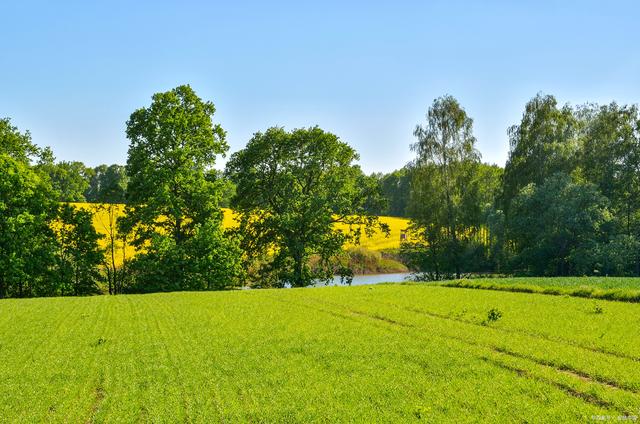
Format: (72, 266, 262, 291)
(2, 86, 639, 298)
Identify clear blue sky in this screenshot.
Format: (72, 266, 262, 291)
(2, 1, 639, 173)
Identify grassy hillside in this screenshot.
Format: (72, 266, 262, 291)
(1, 281, 639, 422)
(440, 277, 640, 303)
(73, 203, 410, 265)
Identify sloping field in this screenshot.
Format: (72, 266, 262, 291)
(72, 203, 409, 265)
(440, 277, 640, 303)
(1, 283, 639, 422)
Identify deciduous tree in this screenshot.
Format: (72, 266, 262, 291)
(405, 96, 482, 279)
(121, 85, 242, 291)
(501, 94, 579, 213)
(226, 126, 388, 287)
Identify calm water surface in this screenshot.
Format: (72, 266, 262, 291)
(315, 272, 413, 287)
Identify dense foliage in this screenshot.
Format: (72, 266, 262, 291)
(403, 93, 640, 279)
(85, 164, 128, 203)
(366, 168, 411, 217)
(0, 119, 103, 298)
(498, 95, 640, 277)
(226, 126, 388, 287)
(2, 86, 640, 297)
(401, 96, 499, 279)
(119, 85, 243, 292)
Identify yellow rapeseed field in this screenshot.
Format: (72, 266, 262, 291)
(71, 203, 409, 266)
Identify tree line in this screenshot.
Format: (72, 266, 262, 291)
(1, 86, 639, 298)
(402, 94, 640, 279)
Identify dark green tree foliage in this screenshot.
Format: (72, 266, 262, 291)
(404, 96, 485, 279)
(121, 85, 242, 291)
(127, 222, 243, 292)
(85, 164, 128, 203)
(36, 156, 93, 202)
(226, 126, 388, 287)
(508, 173, 611, 276)
(1, 119, 106, 297)
(501, 94, 579, 213)
(0, 154, 59, 298)
(367, 168, 412, 217)
(211, 169, 236, 208)
(0, 117, 39, 162)
(579, 103, 640, 274)
(55, 205, 104, 295)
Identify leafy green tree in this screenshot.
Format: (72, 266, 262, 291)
(212, 169, 236, 208)
(0, 119, 59, 298)
(226, 126, 388, 287)
(501, 94, 580, 213)
(0, 117, 39, 163)
(579, 103, 640, 274)
(85, 164, 128, 203)
(405, 95, 482, 279)
(36, 153, 93, 202)
(0, 154, 59, 298)
(121, 85, 242, 291)
(368, 168, 412, 217)
(94, 203, 125, 294)
(508, 173, 611, 276)
(127, 221, 243, 292)
(598, 234, 640, 276)
(55, 205, 104, 295)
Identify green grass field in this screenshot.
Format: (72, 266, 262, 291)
(1, 281, 639, 422)
(440, 276, 640, 303)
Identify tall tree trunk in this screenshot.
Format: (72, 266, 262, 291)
(74, 266, 79, 296)
(107, 267, 113, 295)
(452, 228, 460, 279)
(109, 238, 116, 295)
(175, 216, 183, 244)
(293, 248, 305, 287)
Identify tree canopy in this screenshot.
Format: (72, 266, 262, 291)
(404, 96, 486, 279)
(501, 94, 579, 213)
(226, 126, 388, 287)
(85, 164, 128, 203)
(121, 85, 242, 292)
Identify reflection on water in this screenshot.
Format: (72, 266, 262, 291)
(313, 272, 412, 287)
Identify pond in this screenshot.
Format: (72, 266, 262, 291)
(313, 272, 413, 287)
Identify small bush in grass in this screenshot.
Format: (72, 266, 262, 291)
(593, 303, 604, 314)
(486, 308, 503, 323)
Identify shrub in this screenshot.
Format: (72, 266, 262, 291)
(486, 308, 503, 322)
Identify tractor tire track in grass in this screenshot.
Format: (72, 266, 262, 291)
(479, 355, 618, 411)
(2, 286, 638, 421)
(312, 287, 640, 363)
(142, 296, 196, 422)
(85, 373, 106, 424)
(481, 349, 640, 416)
(306, 293, 640, 394)
(294, 288, 640, 390)
(269, 291, 640, 414)
(285, 295, 632, 414)
(263, 291, 624, 418)
(82, 299, 114, 424)
(387, 302, 640, 362)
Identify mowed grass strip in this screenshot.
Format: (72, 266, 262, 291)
(1, 285, 639, 422)
(439, 277, 640, 303)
